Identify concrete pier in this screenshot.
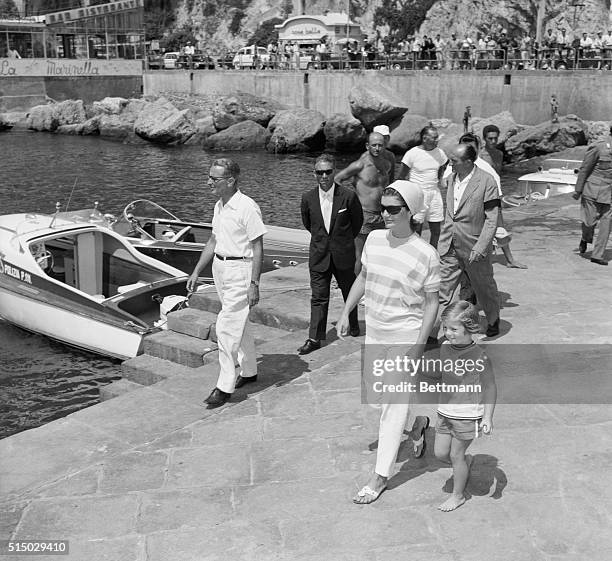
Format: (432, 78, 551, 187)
(1, 194, 611, 560)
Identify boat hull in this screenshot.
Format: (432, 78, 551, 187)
(0, 285, 143, 360)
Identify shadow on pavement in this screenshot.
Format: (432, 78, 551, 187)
(226, 353, 310, 405)
(442, 453, 508, 499)
(388, 431, 508, 501)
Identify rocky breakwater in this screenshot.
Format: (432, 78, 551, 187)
(11, 84, 609, 159)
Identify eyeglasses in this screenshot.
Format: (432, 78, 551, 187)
(208, 175, 230, 184)
(380, 205, 406, 215)
(314, 169, 334, 176)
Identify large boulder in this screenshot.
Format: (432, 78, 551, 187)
(0, 114, 13, 131)
(55, 100, 86, 126)
(203, 120, 270, 151)
(323, 113, 367, 152)
(585, 120, 612, 144)
(348, 84, 408, 130)
(184, 115, 217, 146)
(505, 115, 588, 162)
(433, 120, 465, 155)
(471, 111, 523, 146)
(387, 113, 430, 154)
(79, 116, 100, 136)
(266, 109, 326, 153)
(98, 114, 134, 140)
(26, 104, 59, 131)
(55, 124, 80, 135)
(90, 97, 129, 116)
(212, 93, 283, 131)
(134, 98, 196, 144)
(26, 100, 86, 131)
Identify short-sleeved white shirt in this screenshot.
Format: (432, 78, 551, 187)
(401, 146, 448, 190)
(212, 190, 267, 258)
(361, 230, 440, 343)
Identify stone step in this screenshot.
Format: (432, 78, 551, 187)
(167, 308, 217, 340)
(99, 378, 143, 401)
(167, 307, 293, 345)
(189, 290, 310, 331)
(143, 330, 218, 368)
(122, 354, 199, 386)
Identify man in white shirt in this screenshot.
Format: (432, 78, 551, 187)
(434, 34, 446, 69)
(580, 32, 594, 64)
(187, 158, 266, 407)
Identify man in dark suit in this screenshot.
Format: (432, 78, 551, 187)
(434, 143, 501, 338)
(299, 153, 363, 354)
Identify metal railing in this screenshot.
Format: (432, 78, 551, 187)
(144, 47, 612, 72)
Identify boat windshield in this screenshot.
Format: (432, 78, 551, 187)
(541, 159, 582, 173)
(123, 200, 181, 222)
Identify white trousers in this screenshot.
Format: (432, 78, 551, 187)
(367, 337, 417, 478)
(212, 258, 257, 393)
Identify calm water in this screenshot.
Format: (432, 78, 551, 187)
(0, 131, 524, 439)
(0, 132, 357, 439)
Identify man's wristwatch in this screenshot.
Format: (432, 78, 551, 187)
(250, 280, 259, 287)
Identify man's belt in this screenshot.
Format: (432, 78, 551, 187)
(215, 253, 250, 261)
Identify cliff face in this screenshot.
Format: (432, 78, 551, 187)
(175, 0, 611, 51)
(419, 0, 611, 39)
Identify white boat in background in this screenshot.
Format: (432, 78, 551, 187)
(513, 158, 581, 203)
(0, 207, 188, 359)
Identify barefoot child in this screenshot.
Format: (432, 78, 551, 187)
(434, 301, 497, 511)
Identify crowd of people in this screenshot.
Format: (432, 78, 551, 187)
(253, 25, 612, 71)
(185, 122, 611, 512)
(380, 25, 612, 70)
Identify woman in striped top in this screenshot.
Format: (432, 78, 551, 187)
(337, 180, 440, 504)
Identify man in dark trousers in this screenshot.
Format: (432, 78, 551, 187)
(298, 153, 363, 354)
(573, 125, 612, 265)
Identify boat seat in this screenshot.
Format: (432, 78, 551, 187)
(171, 226, 192, 243)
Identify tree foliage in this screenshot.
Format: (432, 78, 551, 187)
(0, 0, 18, 17)
(144, 0, 177, 40)
(246, 17, 283, 46)
(373, 0, 436, 42)
(160, 24, 196, 51)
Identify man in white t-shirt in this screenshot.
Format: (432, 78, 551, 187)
(398, 125, 447, 248)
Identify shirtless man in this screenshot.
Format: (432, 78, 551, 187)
(372, 125, 396, 182)
(334, 132, 392, 274)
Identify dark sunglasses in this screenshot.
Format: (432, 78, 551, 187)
(208, 175, 231, 184)
(381, 205, 406, 215)
(315, 169, 334, 176)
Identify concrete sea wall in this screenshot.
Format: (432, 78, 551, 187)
(144, 70, 612, 125)
(0, 58, 143, 112)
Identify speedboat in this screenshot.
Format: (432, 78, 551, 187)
(513, 158, 581, 203)
(0, 206, 188, 359)
(109, 200, 310, 277)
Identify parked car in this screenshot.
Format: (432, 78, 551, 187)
(232, 45, 271, 69)
(162, 52, 180, 69)
(176, 52, 216, 70)
(216, 51, 235, 69)
(146, 52, 163, 70)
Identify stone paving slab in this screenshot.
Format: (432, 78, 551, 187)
(1, 197, 612, 560)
